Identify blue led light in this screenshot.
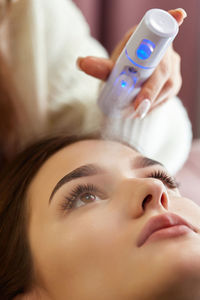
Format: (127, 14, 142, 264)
(125, 49, 155, 69)
(121, 80, 127, 88)
(136, 39, 155, 60)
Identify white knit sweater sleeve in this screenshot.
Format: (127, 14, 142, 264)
(104, 97, 192, 175)
(6, 0, 192, 174)
(8, 0, 108, 137)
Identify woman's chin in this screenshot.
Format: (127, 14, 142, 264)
(132, 234, 200, 298)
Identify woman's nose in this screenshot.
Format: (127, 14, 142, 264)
(113, 178, 169, 218)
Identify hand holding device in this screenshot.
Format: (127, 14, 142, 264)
(98, 9, 179, 117)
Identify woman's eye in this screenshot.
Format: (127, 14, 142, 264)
(61, 184, 106, 211)
(148, 170, 179, 189)
(80, 192, 96, 202)
(77, 192, 100, 207)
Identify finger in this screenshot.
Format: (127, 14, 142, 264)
(133, 46, 172, 109)
(149, 78, 182, 112)
(76, 56, 114, 81)
(168, 8, 187, 26)
(150, 82, 175, 111)
(76, 26, 136, 81)
(149, 76, 182, 113)
(150, 51, 182, 110)
(149, 97, 169, 112)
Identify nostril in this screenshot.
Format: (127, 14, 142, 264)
(161, 193, 168, 209)
(142, 194, 152, 209)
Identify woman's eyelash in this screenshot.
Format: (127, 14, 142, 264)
(147, 170, 179, 189)
(60, 183, 102, 211)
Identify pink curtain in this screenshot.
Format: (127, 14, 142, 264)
(74, 0, 200, 138)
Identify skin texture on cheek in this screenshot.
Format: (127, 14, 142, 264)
(29, 199, 144, 300)
(168, 195, 200, 223)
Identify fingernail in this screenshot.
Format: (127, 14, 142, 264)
(76, 57, 84, 70)
(135, 99, 151, 119)
(176, 8, 187, 19)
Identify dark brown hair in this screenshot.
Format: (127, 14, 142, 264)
(0, 133, 101, 299)
(0, 2, 32, 167)
(0, 47, 30, 166)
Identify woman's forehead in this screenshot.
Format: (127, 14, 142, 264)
(52, 139, 139, 167)
(28, 140, 139, 195)
(25, 139, 139, 211)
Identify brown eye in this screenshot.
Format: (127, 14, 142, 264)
(80, 193, 96, 203)
(63, 184, 106, 210)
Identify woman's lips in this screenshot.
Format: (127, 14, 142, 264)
(137, 212, 197, 247)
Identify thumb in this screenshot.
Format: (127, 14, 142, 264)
(168, 8, 187, 26)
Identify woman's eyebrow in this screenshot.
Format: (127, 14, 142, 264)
(49, 164, 105, 203)
(132, 156, 163, 169)
(49, 156, 163, 204)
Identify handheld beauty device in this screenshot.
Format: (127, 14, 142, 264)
(98, 9, 179, 117)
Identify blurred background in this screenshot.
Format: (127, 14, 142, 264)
(74, 0, 200, 138)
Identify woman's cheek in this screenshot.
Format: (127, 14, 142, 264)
(169, 195, 200, 227)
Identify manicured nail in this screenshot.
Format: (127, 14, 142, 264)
(135, 99, 151, 119)
(176, 8, 187, 19)
(76, 57, 84, 70)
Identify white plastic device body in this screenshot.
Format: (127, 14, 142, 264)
(98, 9, 179, 117)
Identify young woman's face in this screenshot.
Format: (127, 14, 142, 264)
(26, 140, 200, 300)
